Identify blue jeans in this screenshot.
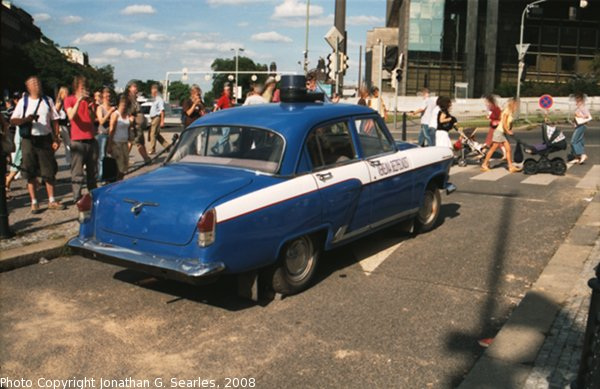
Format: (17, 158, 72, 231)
(96, 133, 108, 180)
(571, 125, 586, 156)
(428, 126, 436, 146)
(418, 124, 433, 146)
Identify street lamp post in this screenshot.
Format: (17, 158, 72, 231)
(516, 0, 547, 102)
(231, 48, 244, 103)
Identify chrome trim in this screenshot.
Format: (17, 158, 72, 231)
(68, 238, 225, 284)
(445, 183, 457, 195)
(331, 207, 419, 243)
(123, 198, 160, 215)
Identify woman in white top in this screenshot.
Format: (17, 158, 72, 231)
(96, 87, 116, 180)
(107, 95, 132, 180)
(54, 86, 71, 164)
(570, 92, 592, 164)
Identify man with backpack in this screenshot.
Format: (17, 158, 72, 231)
(10, 76, 65, 213)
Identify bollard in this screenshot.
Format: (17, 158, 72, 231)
(0, 150, 15, 239)
(574, 263, 600, 388)
(402, 112, 407, 141)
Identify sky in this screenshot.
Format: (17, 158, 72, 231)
(14, 0, 388, 91)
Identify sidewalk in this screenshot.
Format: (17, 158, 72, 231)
(460, 193, 600, 389)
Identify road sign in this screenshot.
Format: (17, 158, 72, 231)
(324, 26, 344, 50)
(539, 94, 553, 109)
(516, 43, 530, 60)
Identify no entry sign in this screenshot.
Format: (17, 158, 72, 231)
(539, 94, 554, 109)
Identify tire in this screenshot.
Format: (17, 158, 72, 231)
(523, 159, 538, 175)
(458, 158, 467, 167)
(415, 184, 441, 233)
(551, 157, 567, 176)
(270, 235, 320, 295)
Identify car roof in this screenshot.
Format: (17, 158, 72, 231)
(188, 102, 379, 175)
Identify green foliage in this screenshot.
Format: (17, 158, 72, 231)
(210, 56, 268, 100)
(0, 40, 116, 97)
(167, 81, 190, 105)
(494, 76, 600, 97)
(203, 90, 215, 107)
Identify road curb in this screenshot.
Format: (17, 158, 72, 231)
(459, 192, 600, 389)
(0, 237, 72, 272)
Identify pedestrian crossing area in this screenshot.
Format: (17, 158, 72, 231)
(449, 163, 600, 189)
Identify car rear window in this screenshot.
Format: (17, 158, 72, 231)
(169, 126, 285, 174)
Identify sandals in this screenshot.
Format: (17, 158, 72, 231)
(480, 165, 491, 172)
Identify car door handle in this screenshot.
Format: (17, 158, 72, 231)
(369, 160, 382, 167)
(316, 172, 333, 181)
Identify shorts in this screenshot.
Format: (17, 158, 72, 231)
(492, 128, 507, 143)
(110, 141, 129, 174)
(131, 114, 146, 146)
(20, 135, 58, 182)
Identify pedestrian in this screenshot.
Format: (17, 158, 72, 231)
(106, 94, 132, 181)
(125, 80, 151, 164)
(148, 84, 170, 154)
(5, 92, 22, 195)
(244, 84, 266, 105)
(568, 92, 592, 165)
(357, 85, 369, 106)
(216, 83, 233, 110)
(262, 77, 280, 102)
(331, 92, 341, 103)
(368, 87, 388, 120)
(482, 95, 503, 157)
(411, 88, 437, 147)
(435, 96, 457, 149)
(96, 87, 115, 180)
(182, 85, 204, 128)
(54, 86, 72, 164)
(480, 98, 522, 173)
(64, 75, 99, 202)
(9, 76, 65, 213)
(213, 83, 234, 154)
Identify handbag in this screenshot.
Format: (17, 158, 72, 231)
(102, 156, 118, 182)
(19, 95, 44, 139)
(513, 141, 524, 163)
(1, 128, 15, 154)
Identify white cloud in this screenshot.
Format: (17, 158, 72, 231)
(131, 31, 170, 42)
(123, 49, 151, 59)
(279, 13, 333, 28)
(102, 47, 122, 57)
(237, 21, 249, 27)
(120, 4, 156, 15)
(73, 32, 131, 44)
(144, 43, 155, 49)
(62, 15, 83, 24)
(207, 0, 269, 5)
(176, 39, 243, 53)
(90, 57, 110, 65)
(251, 31, 292, 43)
(272, 0, 323, 19)
(347, 15, 384, 26)
(33, 13, 51, 22)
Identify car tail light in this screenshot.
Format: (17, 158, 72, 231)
(76, 193, 92, 223)
(197, 209, 216, 247)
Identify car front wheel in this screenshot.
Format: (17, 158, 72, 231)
(270, 235, 320, 295)
(415, 184, 441, 233)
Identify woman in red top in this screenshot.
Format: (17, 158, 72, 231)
(483, 95, 501, 149)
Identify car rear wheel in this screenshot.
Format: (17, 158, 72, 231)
(270, 235, 320, 295)
(415, 184, 441, 233)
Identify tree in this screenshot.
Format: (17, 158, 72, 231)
(210, 56, 268, 100)
(1, 39, 117, 97)
(167, 81, 190, 105)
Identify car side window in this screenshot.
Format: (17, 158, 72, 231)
(355, 117, 394, 158)
(306, 121, 357, 170)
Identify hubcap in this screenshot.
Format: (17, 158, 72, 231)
(419, 191, 438, 225)
(284, 238, 313, 281)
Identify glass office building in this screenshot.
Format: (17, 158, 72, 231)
(372, 0, 599, 97)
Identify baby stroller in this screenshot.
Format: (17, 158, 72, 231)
(519, 124, 567, 175)
(453, 127, 486, 167)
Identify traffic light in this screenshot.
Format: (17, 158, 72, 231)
(269, 62, 277, 73)
(317, 57, 326, 74)
(339, 53, 349, 75)
(327, 52, 338, 80)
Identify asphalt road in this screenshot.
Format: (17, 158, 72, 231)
(1, 124, 598, 388)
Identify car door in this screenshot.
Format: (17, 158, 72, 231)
(353, 116, 415, 225)
(305, 120, 371, 243)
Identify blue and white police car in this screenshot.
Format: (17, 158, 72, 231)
(69, 76, 455, 297)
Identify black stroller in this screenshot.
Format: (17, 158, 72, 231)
(518, 124, 567, 175)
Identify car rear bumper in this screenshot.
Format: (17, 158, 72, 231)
(68, 237, 226, 285)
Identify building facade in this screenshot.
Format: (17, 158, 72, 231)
(365, 0, 599, 97)
(59, 46, 89, 66)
